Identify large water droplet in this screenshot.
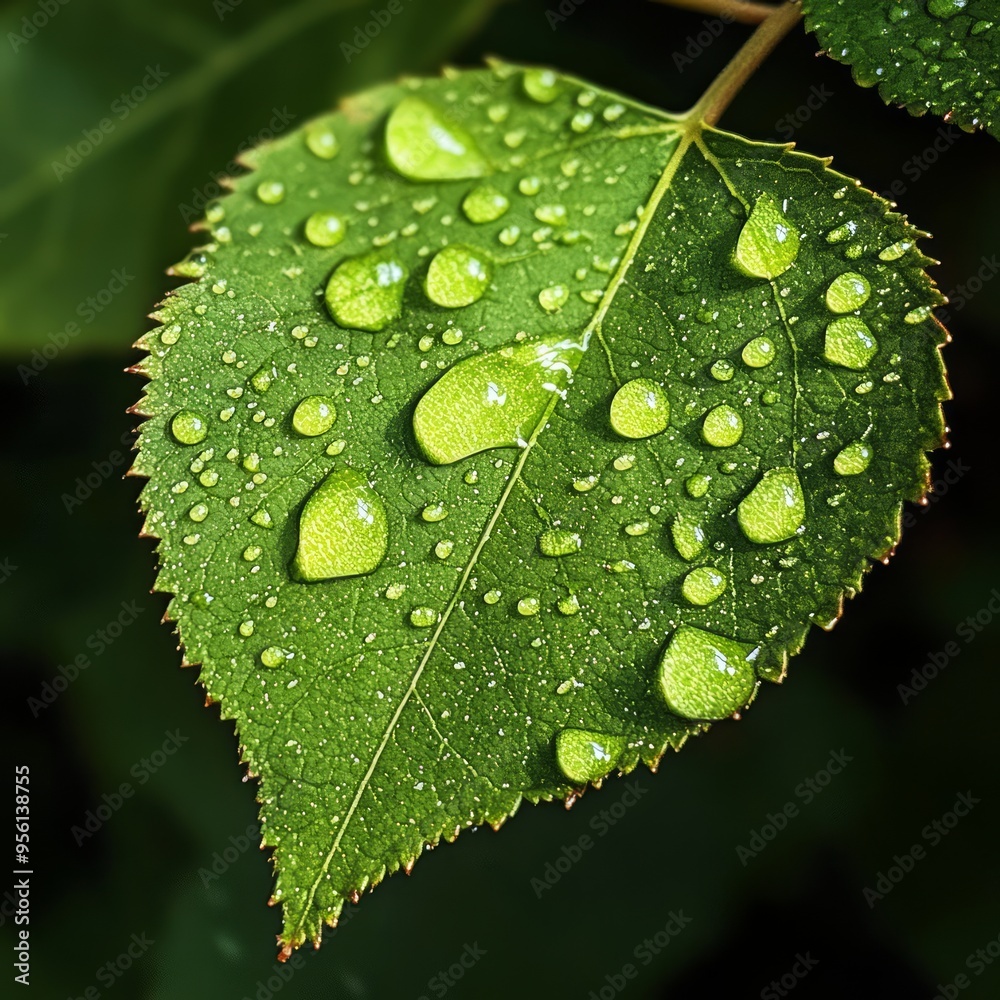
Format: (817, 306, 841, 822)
(523, 67, 561, 103)
(824, 317, 878, 369)
(741, 337, 776, 368)
(826, 271, 871, 313)
(413, 333, 586, 464)
(462, 185, 509, 224)
(384, 96, 489, 180)
(555, 728, 625, 783)
(738, 467, 805, 544)
(539, 528, 582, 556)
(609, 379, 669, 439)
(734, 195, 799, 279)
(425, 245, 492, 308)
(290, 469, 388, 581)
(325, 251, 408, 332)
(681, 567, 727, 605)
(701, 404, 744, 447)
(671, 513, 706, 561)
(710, 359, 735, 382)
(171, 410, 208, 445)
(658, 626, 759, 720)
(292, 396, 337, 437)
(304, 212, 347, 248)
(834, 441, 873, 475)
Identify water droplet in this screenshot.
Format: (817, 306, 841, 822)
(573, 475, 598, 492)
(420, 502, 448, 522)
(464, 469, 479, 484)
(171, 410, 208, 445)
(410, 606, 438, 628)
(518, 176, 541, 196)
(613, 454, 635, 471)
(290, 469, 389, 581)
(538, 284, 569, 312)
(685, 474, 711, 498)
(825, 317, 878, 369)
(610, 559, 635, 574)
(734, 195, 799, 279)
(385, 582, 406, 599)
(928, 0, 968, 18)
(261, 646, 291, 668)
(523, 67, 560, 103)
(239, 619, 254, 637)
(534, 204, 568, 226)
(539, 529, 582, 556)
(701, 404, 744, 447)
(738, 467, 805, 544)
(325, 251, 408, 332)
(761, 389, 779, 405)
(413, 333, 585, 464)
(384, 96, 489, 180)
(292, 396, 336, 437)
(879, 240, 912, 261)
(710, 359, 735, 382)
(826, 221, 857, 243)
(624, 521, 649, 536)
(434, 540, 454, 559)
(557, 594, 581, 615)
(441, 329, 464, 346)
(555, 728, 625, 783)
(517, 596, 540, 616)
(305, 122, 338, 159)
(681, 566, 727, 605)
(609, 379, 669, 439)
(741, 337, 776, 368)
(188, 502, 208, 523)
(326, 439, 346, 456)
(243, 545, 262, 561)
(671, 513, 706, 561)
(484, 589, 502, 605)
(304, 212, 346, 248)
(905, 305, 934, 324)
(462, 185, 509, 223)
(250, 363, 276, 394)
(251, 509, 273, 529)
(657, 626, 759, 720)
(570, 110, 594, 132)
(256, 181, 285, 205)
(826, 271, 871, 313)
(425, 245, 492, 307)
(834, 441, 873, 475)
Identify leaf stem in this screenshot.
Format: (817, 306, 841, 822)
(653, 0, 778, 24)
(684, 0, 803, 128)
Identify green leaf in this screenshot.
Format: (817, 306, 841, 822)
(803, 0, 1000, 139)
(133, 61, 948, 956)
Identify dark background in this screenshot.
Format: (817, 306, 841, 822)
(2, 0, 998, 997)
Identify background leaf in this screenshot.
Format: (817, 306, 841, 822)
(136, 62, 947, 952)
(803, 0, 1000, 140)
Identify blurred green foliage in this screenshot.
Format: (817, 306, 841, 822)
(4, 0, 999, 997)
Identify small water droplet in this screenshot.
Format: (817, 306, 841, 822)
(570, 110, 594, 132)
(518, 176, 541, 196)
(385, 96, 489, 180)
(557, 594, 581, 615)
(613, 454, 635, 471)
(701, 404, 744, 447)
(462, 185, 510, 224)
(826, 271, 871, 313)
(658, 626, 759, 720)
(555, 728, 625, 783)
(523, 67, 560, 103)
(261, 646, 291, 668)
(385, 582, 406, 599)
(539, 528, 582, 556)
(928, 0, 968, 18)
(239, 619, 254, 637)
(326, 439, 346, 456)
(290, 469, 388, 581)
(825, 317, 878, 369)
(292, 396, 336, 437)
(434, 539, 454, 559)
(425, 245, 492, 307)
(681, 566, 727, 605)
(535, 204, 568, 226)
(879, 240, 912, 261)
(573, 475, 598, 492)
(905, 305, 934, 324)
(188, 502, 208, 523)
(484, 589, 501, 605)
(464, 469, 479, 484)
(538, 284, 569, 312)
(517, 596, 540, 616)
(304, 212, 347, 248)
(624, 520, 649, 536)
(325, 251, 408, 332)
(741, 337, 776, 368)
(710, 359, 735, 382)
(685, 473, 711, 498)
(410, 606, 438, 628)
(256, 181, 285, 205)
(305, 122, 338, 159)
(421, 502, 448, 522)
(171, 410, 208, 445)
(243, 545, 262, 561)
(738, 467, 805, 544)
(834, 441, 873, 475)
(734, 195, 799, 279)
(826, 221, 857, 243)
(498, 225, 521, 246)
(609, 379, 669, 439)
(671, 513, 706, 561)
